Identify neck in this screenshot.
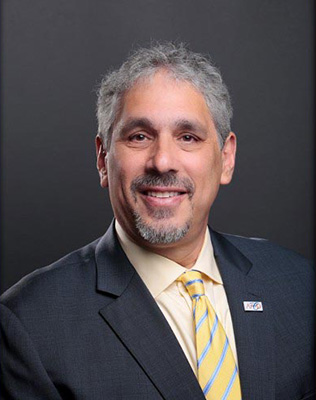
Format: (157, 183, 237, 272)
(145, 235, 206, 268)
(122, 223, 207, 269)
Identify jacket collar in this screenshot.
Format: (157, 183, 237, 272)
(210, 229, 253, 276)
(95, 221, 135, 296)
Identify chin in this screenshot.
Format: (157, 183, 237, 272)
(133, 212, 192, 245)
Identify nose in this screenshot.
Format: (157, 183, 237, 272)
(146, 135, 178, 174)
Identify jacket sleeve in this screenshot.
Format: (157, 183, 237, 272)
(0, 304, 62, 400)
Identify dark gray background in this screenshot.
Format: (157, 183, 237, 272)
(1, 0, 314, 293)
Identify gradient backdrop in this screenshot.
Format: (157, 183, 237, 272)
(1, 0, 314, 293)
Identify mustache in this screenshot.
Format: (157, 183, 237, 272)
(130, 172, 195, 197)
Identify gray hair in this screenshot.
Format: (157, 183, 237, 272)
(97, 42, 233, 149)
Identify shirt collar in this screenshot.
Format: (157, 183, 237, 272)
(115, 220, 223, 299)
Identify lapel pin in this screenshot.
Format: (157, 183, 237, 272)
(243, 301, 263, 312)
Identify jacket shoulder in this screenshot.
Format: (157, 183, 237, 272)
(218, 231, 313, 276)
(0, 237, 101, 312)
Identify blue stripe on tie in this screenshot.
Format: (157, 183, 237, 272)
(210, 315, 219, 338)
(197, 315, 219, 368)
(192, 294, 204, 299)
(185, 279, 203, 287)
(221, 365, 238, 400)
(195, 309, 208, 333)
(203, 338, 229, 396)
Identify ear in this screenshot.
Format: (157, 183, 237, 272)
(220, 132, 237, 185)
(95, 136, 108, 188)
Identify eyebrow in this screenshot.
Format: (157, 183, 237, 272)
(118, 118, 157, 138)
(174, 118, 208, 137)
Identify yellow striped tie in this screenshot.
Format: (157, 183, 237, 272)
(179, 270, 242, 400)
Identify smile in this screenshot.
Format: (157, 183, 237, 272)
(138, 188, 188, 207)
(146, 191, 183, 198)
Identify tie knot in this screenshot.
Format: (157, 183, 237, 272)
(178, 270, 205, 299)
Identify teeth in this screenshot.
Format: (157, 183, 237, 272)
(147, 191, 181, 198)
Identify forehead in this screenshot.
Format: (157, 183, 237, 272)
(118, 71, 213, 129)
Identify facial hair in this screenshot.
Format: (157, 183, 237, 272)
(130, 172, 195, 244)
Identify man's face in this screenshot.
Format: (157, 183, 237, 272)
(96, 71, 236, 249)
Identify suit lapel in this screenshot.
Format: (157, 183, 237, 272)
(96, 223, 205, 400)
(211, 230, 275, 400)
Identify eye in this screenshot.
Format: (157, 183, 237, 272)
(129, 133, 147, 142)
(126, 132, 152, 147)
(180, 134, 198, 143)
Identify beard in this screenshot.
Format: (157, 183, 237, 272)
(132, 210, 192, 244)
(129, 172, 195, 244)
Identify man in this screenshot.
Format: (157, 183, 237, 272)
(1, 43, 314, 399)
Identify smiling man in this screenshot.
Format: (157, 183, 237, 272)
(96, 70, 236, 268)
(1, 43, 314, 400)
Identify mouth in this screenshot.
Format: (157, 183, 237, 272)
(130, 173, 194, 204)
(138, 187, 188, 208)
(144, 190, 186, 198)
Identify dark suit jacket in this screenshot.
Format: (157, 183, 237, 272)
(1, 222, 314, 399)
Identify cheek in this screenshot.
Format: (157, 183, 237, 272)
(107, 154, 139, 195)
(190, 150, 222, 177)
(190, 157, 222, 198)
(107, 155, 123, 192)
